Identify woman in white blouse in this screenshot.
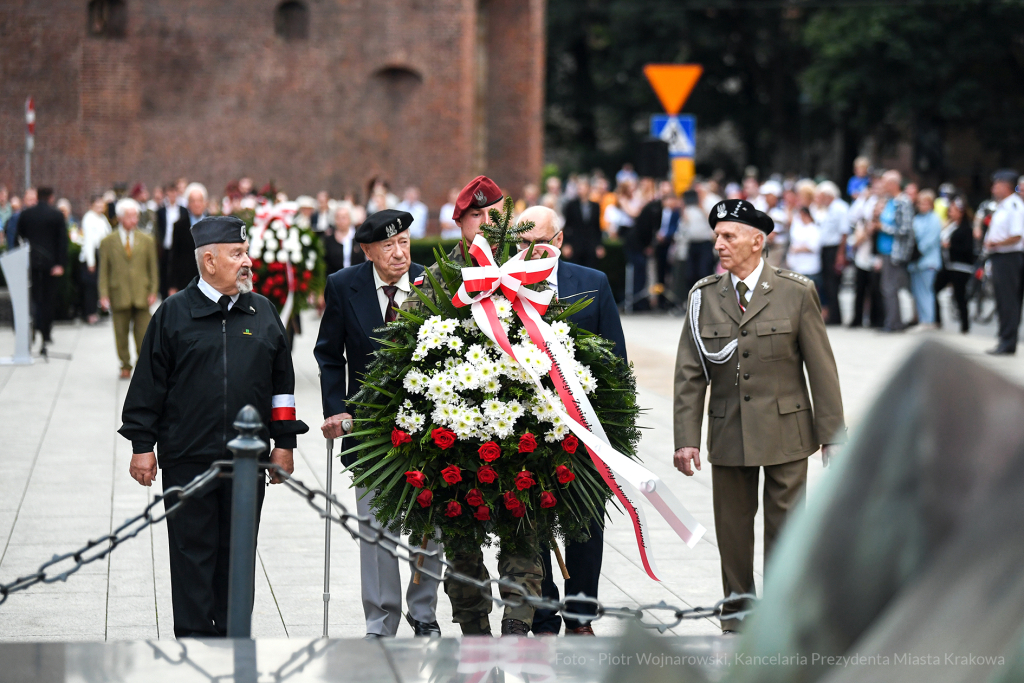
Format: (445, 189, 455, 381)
(80, 194, 112, 324)
(786, 204, 823, 290)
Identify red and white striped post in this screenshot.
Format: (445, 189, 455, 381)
(25, 97, 35, 191)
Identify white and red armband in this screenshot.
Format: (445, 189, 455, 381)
(271, 394, 297, 422)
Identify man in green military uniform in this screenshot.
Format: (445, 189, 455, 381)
(673, 199, 846, 633)
(405, 175, 545, 636)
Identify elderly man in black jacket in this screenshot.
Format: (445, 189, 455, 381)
(16, 186, 67, 349)
(119, 215, 307, 638)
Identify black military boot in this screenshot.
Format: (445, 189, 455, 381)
(500, 618, 530, 636)
(460, 616, 492, 636)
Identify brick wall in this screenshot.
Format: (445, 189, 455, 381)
(0, 0, 544, 220)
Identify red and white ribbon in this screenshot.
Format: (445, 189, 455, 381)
(452, 235, 706, 581)
(271, 394, 296, 421)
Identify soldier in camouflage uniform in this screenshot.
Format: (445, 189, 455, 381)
(409, 176, 547, 636)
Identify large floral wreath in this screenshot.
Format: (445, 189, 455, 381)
(237, 203, 326, 319)
(343, 198, 641, 557)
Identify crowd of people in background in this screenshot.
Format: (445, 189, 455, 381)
(1, 160, 1022, 356)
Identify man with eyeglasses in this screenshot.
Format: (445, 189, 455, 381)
(517, 205, 626, 636)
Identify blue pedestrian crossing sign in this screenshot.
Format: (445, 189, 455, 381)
(651, 115, 696, 158)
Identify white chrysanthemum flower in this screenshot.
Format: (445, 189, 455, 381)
(425, 334, 445, 350)
(466, 344, 487, 365)
(549, 320, 571, 339)
(465, 407, 484, 425)
(437, 318, 458, 333)
(545, 424, 570, 442)
(516, 326, 531, 342)
(447, 336, 465, 352)
(493, 296, 513, 319)
(576, 365, 597, 394)
(403, 370, 428, 394)
(516, 344, 551, 376)
(490, 415, 515, 438)
(290, 250, 303, 264)
(276, 250, 289, 264)
(455, 363, 478, 389)
(418, 316, 442, 338)
(476, 361, 496, 381)
(271, 219, 286, 231)
(412, 347, 427, 361)
(482, 399, 504, 418)
(250, 248, 263, 260)
(461, 318, 477, 332)
(264, 237, 278, 251)
(454, 413, 476, 438)
(300, 234, 312, 246)
(505, 400, 524, 418)
(276, 228, 288, 241)
(482, 377, 501, 394)
(396, 410, 425, 433)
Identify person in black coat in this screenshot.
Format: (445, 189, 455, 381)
(314, 210, 441, 638)
(167, 183, 207, 295)
(16, 187, 67, 346)
(561, 178, 603, 270)
(154, 185, 182, 298)
(934, 196, 977, 333)
(626, 193, 664, 312)
(321, 204, 365, 275)
(119, 216, 308, 638)
(516, 206, 627, 636)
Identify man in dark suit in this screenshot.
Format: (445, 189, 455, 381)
(627, 186, 671, 312)
(517, 206, 627, 636)
(650, 182, 682, 309)
(314, 209, 442, 639)
(16, 186, 67, 348)
(154, 183, 182, 298)
(167, 183, 207, 295)
(561, 178, 603, 270)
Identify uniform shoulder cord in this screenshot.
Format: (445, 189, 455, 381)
(689, 288, 738, 383)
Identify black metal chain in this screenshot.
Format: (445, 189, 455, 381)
(0, 459, 756, 631)
(265, 463, 756, 632)
(0, 464, 225, 606)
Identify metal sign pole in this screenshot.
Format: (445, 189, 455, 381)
(25, 97, 34, 191)
(323, 437, 333, 637)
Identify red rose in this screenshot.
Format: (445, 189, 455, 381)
(478, 441, 501, 462)
(432, 428, 457, 450)
(441, 464, 462, 485)
(303, 271, 312, 280)
(540, 491, 557, 508)
(466, 488, 485, 507)
(416, 489, 433, 507)
(514, 470, 536, 491)
(503, 491, 520, 510)
(392, 428, 412, 447)
(555, 465, 576, 485)
(445, 501, 462, 517)
(561, 435, 579, 454)
(404, 471, 426, 488)
(519, 433, 537, 453)
(511, 502, 526, 517)
(476, 465, 497, 484)
(474, 505, 491, 521)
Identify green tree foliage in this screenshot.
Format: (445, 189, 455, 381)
(802, 1, 1024, 171)
(546, 0, 1024, 180)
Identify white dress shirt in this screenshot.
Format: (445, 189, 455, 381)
(197, 277, 239, 310)
(80, 209, 112, 267)
(118, 227, 135, 251)
(987, 194, 1024, 253)
(163, 203, 180, 250)
(397, 200, 429, 240)
(786, 214, 822, 275)
(439, 203, 459, 240)
(730, 259, 765, 307)
(545, 258, 561, 298)
(372, 266, 411, 319)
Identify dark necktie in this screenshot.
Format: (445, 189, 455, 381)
(218, 295, 231, 316)
(736, 281, 749, 313)
(382, 285, 399, 323)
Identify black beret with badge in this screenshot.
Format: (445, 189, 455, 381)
(355, 209, 414, 244)
(190, 215, 248, 248)
(708, 199, 774, 235)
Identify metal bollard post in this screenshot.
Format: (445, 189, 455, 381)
(226, 405, 267, 639)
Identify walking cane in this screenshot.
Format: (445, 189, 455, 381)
(323, 437, 333, 637)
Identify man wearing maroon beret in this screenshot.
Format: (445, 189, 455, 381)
(410, 176, 504, 305)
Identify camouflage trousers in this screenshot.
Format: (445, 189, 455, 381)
(443, 535, 544, 634)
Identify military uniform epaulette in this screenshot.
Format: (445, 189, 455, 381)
(689, 273, 724, 293)
(774, 269, 814, 286)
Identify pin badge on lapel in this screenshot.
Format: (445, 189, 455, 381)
(761, 281, 770, 290)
